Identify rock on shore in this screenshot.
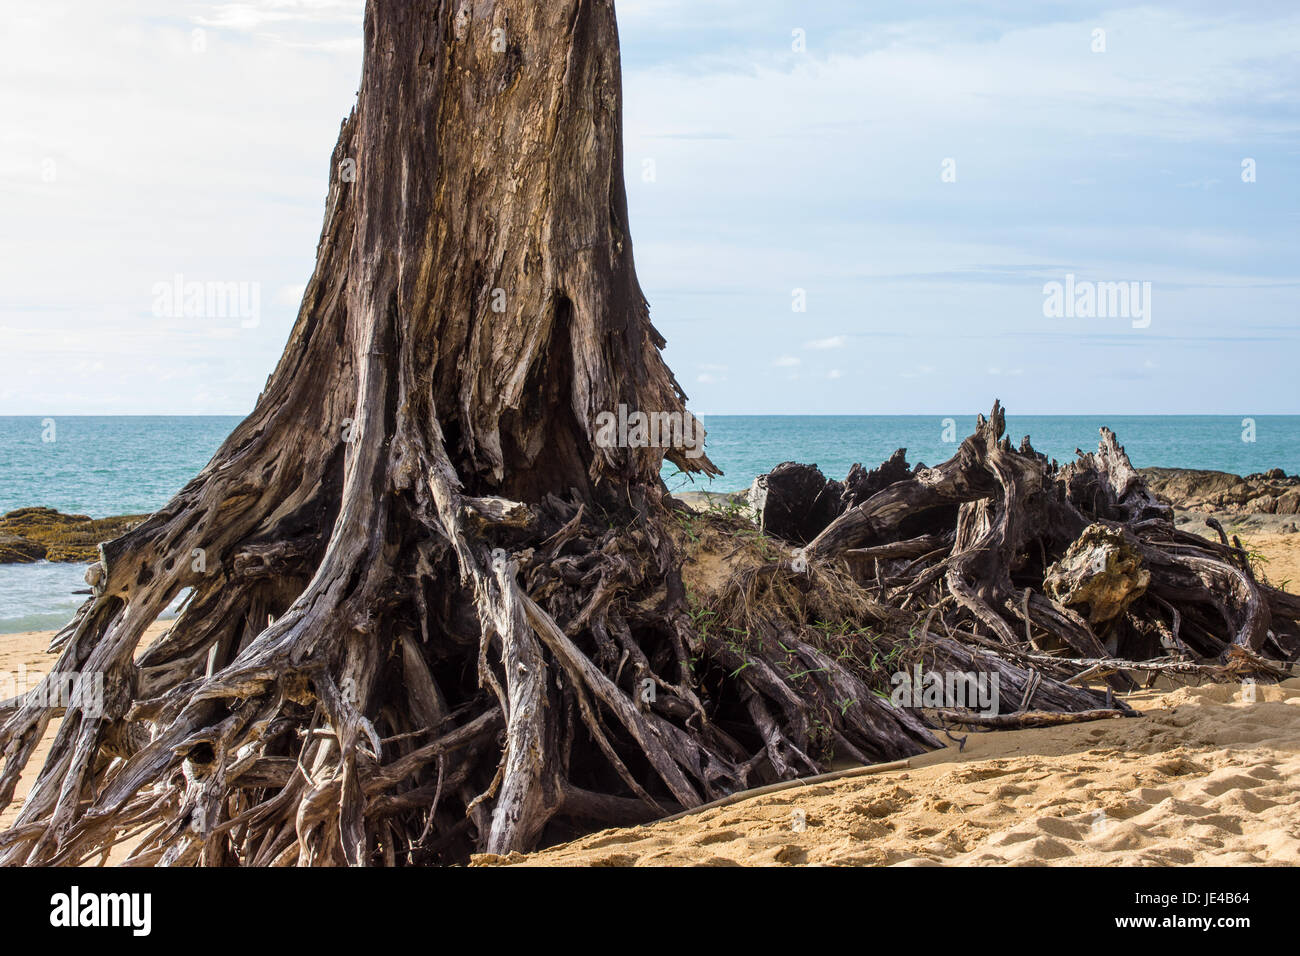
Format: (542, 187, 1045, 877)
(1139, 467, 1300, 516)
(0, 508, 147, 563)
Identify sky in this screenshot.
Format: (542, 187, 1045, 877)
(1, 0, 1297, 416)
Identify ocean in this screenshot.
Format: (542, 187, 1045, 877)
(2, 414, 1298, 633)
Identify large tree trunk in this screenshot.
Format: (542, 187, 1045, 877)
(0, 0, 942, 867)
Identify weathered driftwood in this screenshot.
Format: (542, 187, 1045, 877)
(931, 708, 1134, 730)
(1044, 524, 1150, 625)
(747, 463, 844, 544)
(2, 1, 1296, 869)
(752, 402, 1299, 697)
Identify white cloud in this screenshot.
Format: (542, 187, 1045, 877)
(0, 0, 363, 413)
(804, 336, 846, 350)
(195, 1, 363, 33)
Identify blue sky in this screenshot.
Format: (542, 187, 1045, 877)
(2, 0, 1297, 415)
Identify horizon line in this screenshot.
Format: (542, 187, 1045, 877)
(2, 411, 1298, 419)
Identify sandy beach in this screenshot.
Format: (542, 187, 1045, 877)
(0, 621, 169, 839)
(485, 677, 1300, 866)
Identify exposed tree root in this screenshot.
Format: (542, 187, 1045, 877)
(748, 401, 1300, 706)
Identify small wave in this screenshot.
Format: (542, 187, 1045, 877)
(0, 562, 180, 636)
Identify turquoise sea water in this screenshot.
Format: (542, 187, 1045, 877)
(0, 416, 240, 517)
(670, 414, 1300, 495)
(1, 414, 1297, 633)
(0, 416, 240, 634)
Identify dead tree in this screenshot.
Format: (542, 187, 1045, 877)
(0, 0, 953, 867)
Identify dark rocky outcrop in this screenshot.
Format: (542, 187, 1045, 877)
(0, 535, 47, 563)
(0, 508, 147, 563)
(1140, 467, 1300, 515)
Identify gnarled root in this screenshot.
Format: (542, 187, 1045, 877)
(751, 401, 1299, 703)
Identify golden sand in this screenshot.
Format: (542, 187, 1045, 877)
(492, 678, 1300, 866)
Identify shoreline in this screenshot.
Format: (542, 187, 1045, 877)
(3, 464, 1297, 566)
(4, 462, 1298, 636)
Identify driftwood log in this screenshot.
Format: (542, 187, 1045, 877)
(752, 404, 1299, 690)
(1, 0, 1296, 868)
